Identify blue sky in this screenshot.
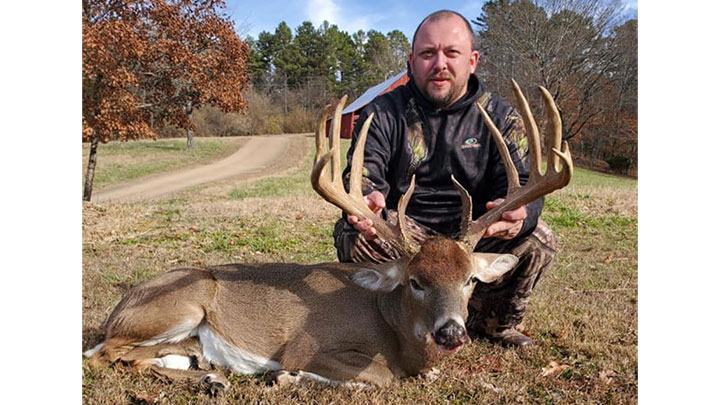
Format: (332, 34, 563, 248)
(225, 0, 638, 41)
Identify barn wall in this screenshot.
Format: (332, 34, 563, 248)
(326, 72, 410, 139)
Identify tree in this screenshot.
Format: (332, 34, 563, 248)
(472, 0, 636, 170)
(387, 30, 411, 74)
(325, 24, 360, 97)
(474, 0, 626, 140)
(584, 18, 637, 166)
(82, 0, 250, 201)
(246, 23, 410, 107)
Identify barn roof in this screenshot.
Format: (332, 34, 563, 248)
(343, 70, 408, 114)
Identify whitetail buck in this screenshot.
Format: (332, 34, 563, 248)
(83, 80, 572, 391)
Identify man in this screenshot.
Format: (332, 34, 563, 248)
(333, 10, 556, 347)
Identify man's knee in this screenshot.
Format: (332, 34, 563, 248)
(529, 218, 556, 254)
(509, 218, 556, 288)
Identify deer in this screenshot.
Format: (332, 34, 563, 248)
(83, 79, 573, 392)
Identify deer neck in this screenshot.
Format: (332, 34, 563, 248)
(377, 287, 436, 374)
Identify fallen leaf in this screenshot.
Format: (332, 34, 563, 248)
(541, 361, 570, 377)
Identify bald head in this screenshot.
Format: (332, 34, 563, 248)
(412, 10, 475, 53)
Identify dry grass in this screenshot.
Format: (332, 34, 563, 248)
(82, 138, 637, 404)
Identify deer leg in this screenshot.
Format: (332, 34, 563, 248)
(116, 338, 209, 370)
(269, 351, 392, 387)
(266, 370, 303, 387)
(87, 311, 205, 367)
(266, 369, 369, 389)
(87, 269, 215, 364)
(109, 339, 229, 393)
(150, 365, 230, 395)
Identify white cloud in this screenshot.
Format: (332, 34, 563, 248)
(304, 0, 383, 35)
(306, 0, 341, 26)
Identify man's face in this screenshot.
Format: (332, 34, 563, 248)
(409, 16, 479, 108)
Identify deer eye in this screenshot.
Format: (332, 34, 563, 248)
(410, 278, 424, 291)
(467, 276, 480, 286)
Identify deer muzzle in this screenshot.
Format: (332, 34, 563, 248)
(432, 319, 468, 352)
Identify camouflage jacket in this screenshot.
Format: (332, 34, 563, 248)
(342, 73, 543, 239)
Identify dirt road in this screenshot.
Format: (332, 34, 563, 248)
(93, 134, 299, 203)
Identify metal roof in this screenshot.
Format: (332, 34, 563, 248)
(342, 70, 408, 114)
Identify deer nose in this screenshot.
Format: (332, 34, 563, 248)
(432, 319, 468, 351)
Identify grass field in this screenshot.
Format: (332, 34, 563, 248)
(82, 136, 637, 404)
(82, 136, 250, 190)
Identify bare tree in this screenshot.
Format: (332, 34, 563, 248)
(474, 0, 627, 141)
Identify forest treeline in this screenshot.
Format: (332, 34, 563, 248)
(83, 0, 636, 199)
(164, 20, 412, 140)
(191, 0, 637, 174)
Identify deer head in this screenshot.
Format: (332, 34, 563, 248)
(311, 80, 572, 351)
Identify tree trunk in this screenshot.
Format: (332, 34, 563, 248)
(186, 127, 195, 150)
(185, 101, 195, 150)
(83, 131, 100, 201)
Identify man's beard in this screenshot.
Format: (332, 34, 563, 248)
(426, 89, 454, 108)
(420, 73, 463, 108)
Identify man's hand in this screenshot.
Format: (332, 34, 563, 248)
(483, 198, 526, 240)
(347, 190, 385, 241)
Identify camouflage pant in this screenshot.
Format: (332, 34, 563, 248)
(333, 213, 556, 336)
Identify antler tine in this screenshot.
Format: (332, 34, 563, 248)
(539, 86, 573, 177)
(461, 80, 574, 251)
(311, 96, 420, 257)
(330, 95, 348, 183)
(451, 175, 474, 250)
(476, 99, 521, 196)
(396, 175, 417, 252)
(349, 112, 373, 197)
(315, 104, 332, 166)
(511, 79, 542, 182)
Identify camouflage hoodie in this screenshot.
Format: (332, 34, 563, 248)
(343, 72, 543, 240)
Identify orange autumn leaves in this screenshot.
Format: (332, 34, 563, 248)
(82, 0, 250, 143)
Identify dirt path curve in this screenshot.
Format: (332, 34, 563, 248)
(93, 134, 297, 203)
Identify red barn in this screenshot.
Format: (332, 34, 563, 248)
(326, 70, 409, 139)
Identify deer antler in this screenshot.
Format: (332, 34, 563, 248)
(457, 79, 574, 251)
(311, 97, 421, 257)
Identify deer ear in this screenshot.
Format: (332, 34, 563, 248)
(472, 253, 518, 283)
(350, 258, 408, 292)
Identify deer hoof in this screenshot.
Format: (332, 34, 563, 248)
(202, 373, 229, 395)
(266, 370, 302, 387)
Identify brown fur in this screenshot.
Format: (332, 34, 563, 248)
(86, 239, 515, 389)
(409, 236, 473, 284)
